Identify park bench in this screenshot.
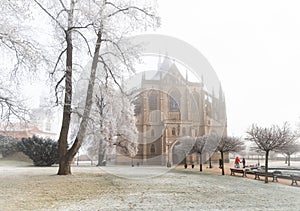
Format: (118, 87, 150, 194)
(230, 168, 246, 177)
(254, 171, 278, 182)
(290, 175, 300, 186)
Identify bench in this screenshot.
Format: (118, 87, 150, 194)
(254, 172, 278, 182)
(230, 168, 246, 177)
(291, 175, 300, 186)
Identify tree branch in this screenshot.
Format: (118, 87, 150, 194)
(98, 56, 123, 93)
(33, 0, 66, 32)
(106, 2, 156, 18)
(73, 30, 92, 57)
(54, 74, 66, 105)
(50, 48, 67, 75)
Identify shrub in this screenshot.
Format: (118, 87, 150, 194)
(18, 136, 58, 166)
(0, 135, 19, 157)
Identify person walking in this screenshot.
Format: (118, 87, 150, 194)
(242, 158, 246, 168)
(235, 156, 240, 168)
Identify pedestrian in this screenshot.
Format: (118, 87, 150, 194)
(242, 158, 246, 168)
(235, 156, 240, 168)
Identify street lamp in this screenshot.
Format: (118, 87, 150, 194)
(256, 149, 261, 167)
(167, 141, 171, 168)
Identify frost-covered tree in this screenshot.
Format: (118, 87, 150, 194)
(216, 136, 244, 175)
(173, 137, 196, 166)
(0, 0, 45, 73)
(31, 0, 159, 174)
(277, 143, 300, 166)
(191, 134, 220, 172)
(0, 0, 45, 125)
(246, 122, 298, 183)
(83, 82, 138, 166)
(112, 92, 138, 158)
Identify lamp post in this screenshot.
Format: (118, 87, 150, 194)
(256, 149, 261, 167)
(167, 141, 171, 168)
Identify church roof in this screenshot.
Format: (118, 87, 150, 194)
(146, 56, 187, 82)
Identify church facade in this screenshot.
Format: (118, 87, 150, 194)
(117, 57, 227, 166)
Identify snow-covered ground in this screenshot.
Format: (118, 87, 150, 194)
(0, 162, 300, 211)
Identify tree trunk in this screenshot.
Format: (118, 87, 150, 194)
(264, 150, 269, 183)
(58, 23, 103, 175)
(199, 153, 202, 172)
(57, 6, 74, 175)
(221, 151, 225, 175)
(285, 156, 287, 164)
(58, 157, 72, 175)
(288, 154, 291, 167)
(97, 138, 106, 166)
(67, 29, 103, 157)
(209, 156, 212, 168)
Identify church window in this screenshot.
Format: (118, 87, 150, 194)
(149, 93, 158, 110)
(169, 90, 180, 111)
(150, 144, 156, 154)
(191, 93, 200, 112)
(172, 127, 176, 136)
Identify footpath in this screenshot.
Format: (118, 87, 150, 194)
(177, 160, 300, 187)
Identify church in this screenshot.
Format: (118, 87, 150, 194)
(117, 56, 227, 166)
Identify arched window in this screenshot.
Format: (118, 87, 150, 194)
(172, 127, 176, 136)
(150, 144, 155, 154)
(191, 93, 200, 112)
(149, 92, 158, 110)
(169, 90, 180, 111)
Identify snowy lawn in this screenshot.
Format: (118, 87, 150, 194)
(0, 162, 300, 211)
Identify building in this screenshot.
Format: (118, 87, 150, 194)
(116, 57, 228, 166)
(0, 96, 58, 140)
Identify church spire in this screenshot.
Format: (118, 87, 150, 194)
(185, 69, 188, 82)
(218, 83, 223, 101)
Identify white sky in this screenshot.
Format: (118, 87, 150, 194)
(20, 0, 300, 137)
(154, 0, 300, 136)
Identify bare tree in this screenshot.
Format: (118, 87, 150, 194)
(191, 134, 219, 172)
(216, 136, 245, 175)
(246, 122, 298, 183)
(277, 143, 300, 166)
(173, 137, 195, 166)
(191, 136, 206, 171)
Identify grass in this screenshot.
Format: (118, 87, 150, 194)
(0, 164, 117, 210)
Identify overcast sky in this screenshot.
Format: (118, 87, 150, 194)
(21, 0, 300, 137)
(154, 0, 300, 136)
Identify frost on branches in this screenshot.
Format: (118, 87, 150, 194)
(0, 0, 45, 125)
(73, 78, 138, 166)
